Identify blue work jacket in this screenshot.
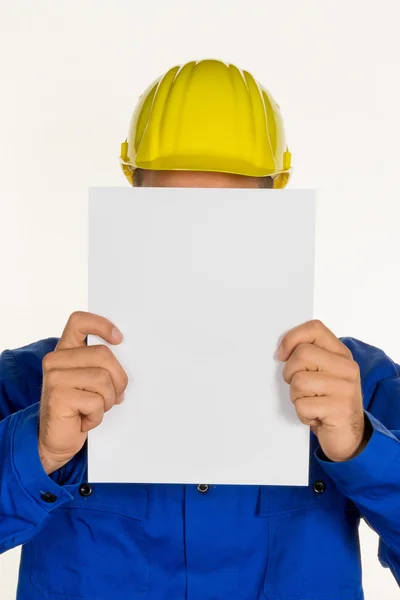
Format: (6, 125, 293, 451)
(1, 337, 400, 600)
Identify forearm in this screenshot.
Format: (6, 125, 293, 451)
(317, 412, 400, 555)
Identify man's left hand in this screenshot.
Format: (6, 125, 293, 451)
(277, 320, 368, 462)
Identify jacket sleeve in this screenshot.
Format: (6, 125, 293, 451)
(0, 346, 86, 553)
(317, 338, 400, 586)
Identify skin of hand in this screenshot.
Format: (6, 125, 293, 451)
(277, 319, 370, 463)
(38, 311, 128, 475)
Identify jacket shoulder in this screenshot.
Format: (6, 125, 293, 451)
(0, 338, 59, 417)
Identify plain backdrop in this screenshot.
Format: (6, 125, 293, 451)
(0, 0, 399, 598)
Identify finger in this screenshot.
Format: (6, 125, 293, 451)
(81, 413, 103, 433)
(290, 371, 346, 403)
(43, 345, 128, 398)
(282, 343, 358, 384)
(56, 311, 123, 351)
(292, 396, 325, 427)
(277, 320, 352, 362)
(71, 390, 106, 433)
(290, 372, 359, 425)
(44, 367, 117, 411)
(292, 393, 356, 427)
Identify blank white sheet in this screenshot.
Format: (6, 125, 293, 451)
(88, 187, 316, 485)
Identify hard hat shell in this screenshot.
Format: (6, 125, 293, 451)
(120, 59, 291, 188)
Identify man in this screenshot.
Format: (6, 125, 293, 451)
(1, 59, 399, 600)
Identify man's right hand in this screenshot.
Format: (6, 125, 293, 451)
(38, 311, 128, 475)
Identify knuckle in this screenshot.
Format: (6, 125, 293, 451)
(87, 397, 103, 414)
(44, 368, 60, 389)
(91, 406, 105, 425)
(347, 360, 360, 380)
(114, 372, 128, 397)
(343, 345, 354, 359)
(95, 413, 104, 427)
(297, 413, 311, 425)
(295, 343, 311, 361)
(104, 400, 114, 412)
(282, 366, 290, 384)
(42, 352, 55, 372)
(93, 344, 112, 360)
(69, 310, 85, 325)
(121, 370, 129, 389)
(291, 371, 306, 388)
(293, 396, 306, 413)
(310, 319, 324, 331)
(87, 415, 104, 431)
(295, 396, 315, 415)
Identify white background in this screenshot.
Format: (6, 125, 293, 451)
(0, 0, 399, 597)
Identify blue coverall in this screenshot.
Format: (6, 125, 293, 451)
(1, 337, 400, 599)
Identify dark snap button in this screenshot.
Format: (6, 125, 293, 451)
(313, 480, 326, 494)
(197, 484, 210, 493)
(79, 484, 93, 497)
(40, 491, 57, 503)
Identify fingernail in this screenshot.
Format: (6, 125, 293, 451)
(276, 344, 284, 361)
(112, 327, 124, 343)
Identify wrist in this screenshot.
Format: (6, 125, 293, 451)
(38, 441, 70, 475)
(346, 412, 373, 460)
(321, 413, 373, 463)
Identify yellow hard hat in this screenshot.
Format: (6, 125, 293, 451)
(120, 59, 292, 189)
